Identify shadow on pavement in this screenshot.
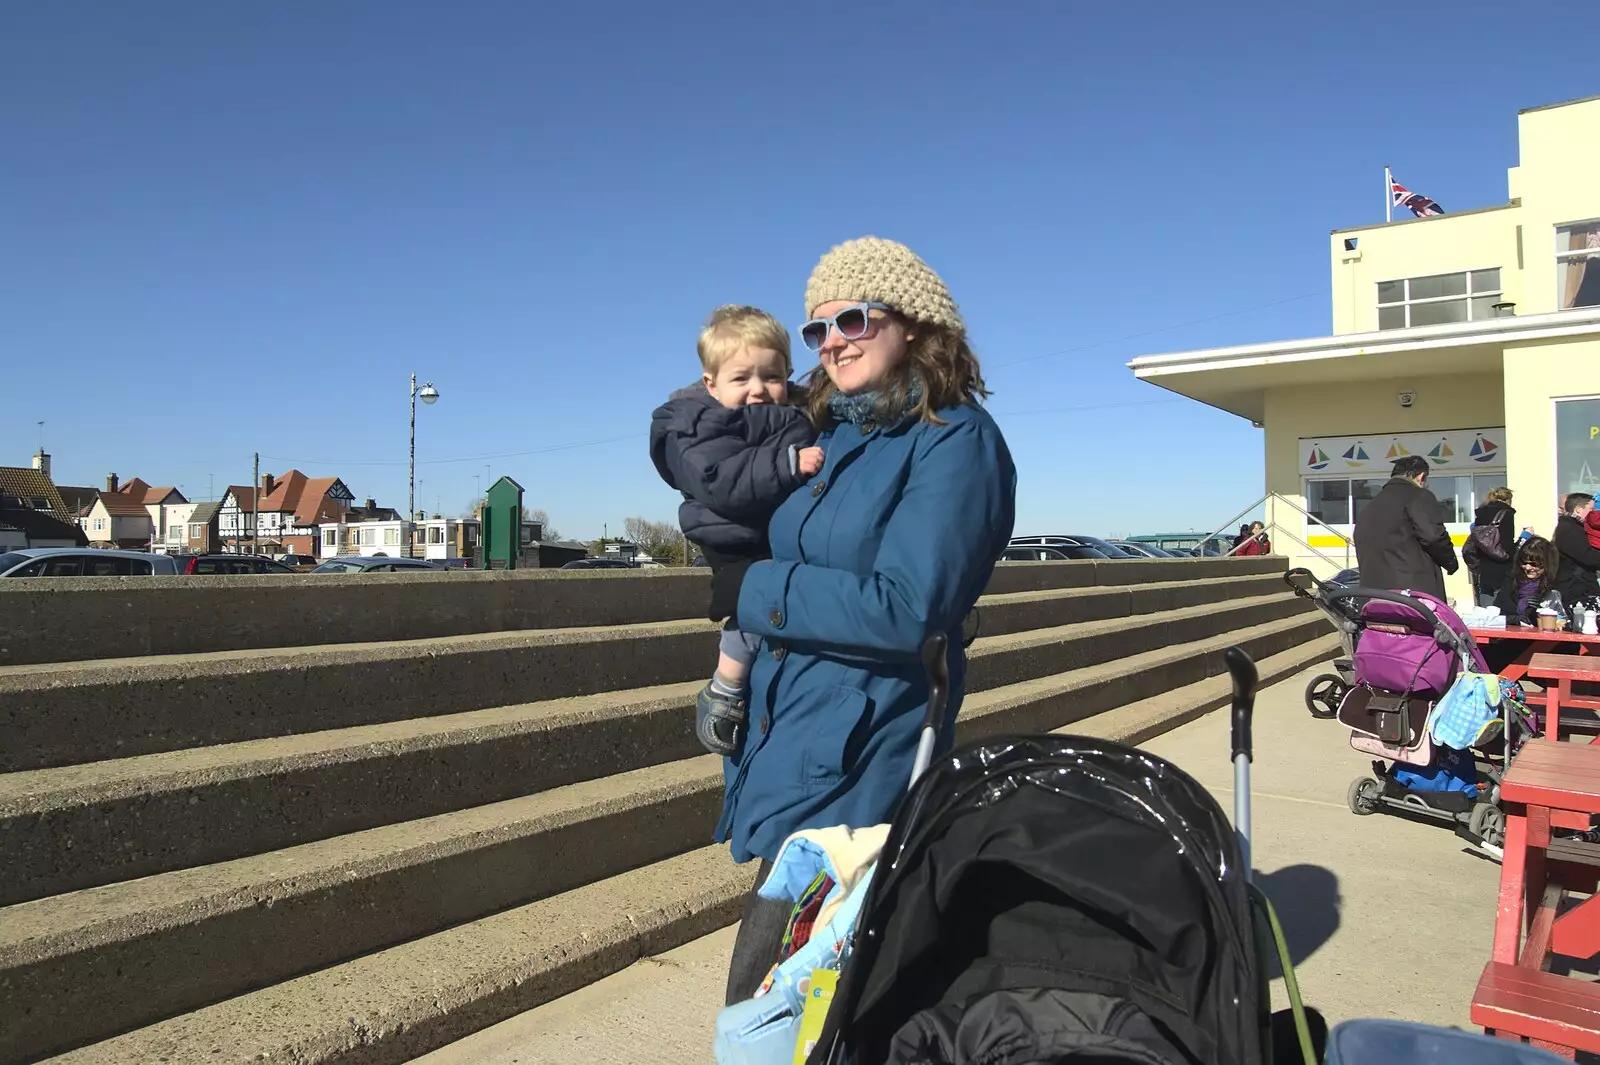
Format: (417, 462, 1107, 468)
(1256, 863, 1342, 976)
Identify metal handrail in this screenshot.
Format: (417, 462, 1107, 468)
(1200, 492, 1353, 569)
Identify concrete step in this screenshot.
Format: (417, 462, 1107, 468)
(0, 556, 1287, 667)
(3, 758, 727, 1064)
(0, 573, 1299, 773)
(3, 592, 1314, 900)
(24, 627, 1335, 1065)
(31, 846, 756, 1065)
(1, 614, 1329, 1058)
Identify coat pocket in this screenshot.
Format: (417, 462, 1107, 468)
(799, 686, 874, 791)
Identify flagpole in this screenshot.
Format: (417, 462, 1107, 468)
(1384, 165, 1393, 223)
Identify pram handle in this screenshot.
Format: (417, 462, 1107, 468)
(1226, 646, 1257, 764)
(908, 632, 950, 786)
(1315, 585, 1470, 656)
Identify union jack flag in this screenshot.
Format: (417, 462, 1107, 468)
(1389, 175, 1444, 217)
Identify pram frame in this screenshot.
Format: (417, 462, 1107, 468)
(1286, 570, 1518, 850)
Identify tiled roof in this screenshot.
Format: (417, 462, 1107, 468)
(187, 501, 222, 524)
(112, 479, 186, 506)
(97, 494, 152, 518)
(56, 486, 99, 516)
(255, 471, 348, 526)
(0, 507, 87, 544)
(0, 467, 68, 522)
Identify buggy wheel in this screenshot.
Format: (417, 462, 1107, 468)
(1347, 776, 1382, 816)
(1304, 674, 1346, 719)
(1469, 803, 1506, 849)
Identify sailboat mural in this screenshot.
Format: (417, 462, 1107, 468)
(1301, 428, 1506, 475)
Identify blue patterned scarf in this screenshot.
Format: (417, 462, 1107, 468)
(827, 375, 926, 428)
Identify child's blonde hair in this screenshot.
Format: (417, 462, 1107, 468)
(697, 305, 791, 375)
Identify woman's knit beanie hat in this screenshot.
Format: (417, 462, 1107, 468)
(804, 236, 965, 336)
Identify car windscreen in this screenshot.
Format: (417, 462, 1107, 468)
(0, 552, 29, 574)
(312, 559, 362, 572)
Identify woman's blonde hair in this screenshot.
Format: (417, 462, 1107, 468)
(804, 316, 989, 428)
(1488, 487, 1513, 504)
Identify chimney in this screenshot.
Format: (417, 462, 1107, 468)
(31, 451, 51, 478)
(262, 473, 276, 496)
(106, 473, 119, 493)
(364, 498, 376, 510)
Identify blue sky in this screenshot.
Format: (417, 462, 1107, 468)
(3, 2, 1594, 540)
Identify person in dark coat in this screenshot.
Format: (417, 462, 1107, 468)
(709, 237, 1017, 1004)
(1352, 455, 1459, 599)
(1553, 492, 1600, 609)
(649, 305, 822, 757)
(1463, 487, 1516, 607)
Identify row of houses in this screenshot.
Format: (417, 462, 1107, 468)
(1, 452, 585, 566)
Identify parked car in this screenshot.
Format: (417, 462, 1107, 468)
(0, 548, 182, 577)
(1108, 540, 1178, 558)
(560, 557, 639, 570)
(170, 553, 296, 575)
(309, 555, 446, 573)
(1056, 534, 1139, 558)
(1004, 535, 1120, 560)
(275, 553, 321, 571)
(1002, 545, 1102, 562)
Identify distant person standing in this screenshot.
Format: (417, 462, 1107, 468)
(1463, 487, 1516, 608)
(1353, 455, 1459, 599)
(1553, 492, 1600, 609)
(1234, 520, 1271, 556)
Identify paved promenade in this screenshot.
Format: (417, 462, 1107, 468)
(416, 665, 1502, 1064)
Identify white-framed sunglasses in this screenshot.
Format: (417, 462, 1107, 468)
(799, 301, 891, 352)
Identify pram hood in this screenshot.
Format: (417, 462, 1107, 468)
(1353, 589, 1488, 695)
(808, 735, 1264, 1065)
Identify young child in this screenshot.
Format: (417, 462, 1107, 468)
(1587, 507, 1600, 551)
(649, 305, 823, 755)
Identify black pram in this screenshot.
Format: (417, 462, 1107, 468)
(805, 651, 1320, 1065)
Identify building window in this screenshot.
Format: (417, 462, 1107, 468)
(190, 523, 204, 537)
(1376, 269, 1501, 329)
(1558, 221, 1600, 310)
(1557, 397, 1600, 501)
(93, 518, 107, 532)
(31, 497, 49, 510)
(324, 529, 337, 547)
(428, 527, 445, 544)
(1305, 473, 1508, 528)
(383, 527, 400, 546)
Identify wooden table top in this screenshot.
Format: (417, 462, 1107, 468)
(1469, 627, 1600, 647)
(1528, 653, 1600, 683)
(1503, 739, 1600, 812)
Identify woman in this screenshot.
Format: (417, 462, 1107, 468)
(1465, 487, 1516, 608)
(1492, 535, 1559, 626)
(1484, 536, 1561, 674)
(709, 237, 1017, 1002)
(1235, 521, 1271, 556)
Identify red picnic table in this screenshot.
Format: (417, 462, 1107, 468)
(1472, 739, 1600, 1056)
(1468, 626, 1600, 683)
(1526, 653, 1600, 741)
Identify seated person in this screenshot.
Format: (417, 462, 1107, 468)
(1486, 536, 1560, 673)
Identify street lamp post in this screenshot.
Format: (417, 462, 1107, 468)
(409, 373, 439, 559)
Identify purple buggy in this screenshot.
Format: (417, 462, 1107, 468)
(1285, 569, 1534, 850)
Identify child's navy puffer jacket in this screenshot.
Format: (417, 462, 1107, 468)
(649, 381, 816, 564)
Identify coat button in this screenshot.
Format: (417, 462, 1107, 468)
(768, 610, 784, 628)
(760, 714, 771, 735)
(811, 480, 826, 497)
(772, 645, 787, 661)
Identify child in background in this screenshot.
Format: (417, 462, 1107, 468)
(649, 306, 822, 755)
(1587, 507, 1600, 550)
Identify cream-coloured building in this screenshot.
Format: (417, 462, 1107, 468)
(1129, 94, 1600, 602)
